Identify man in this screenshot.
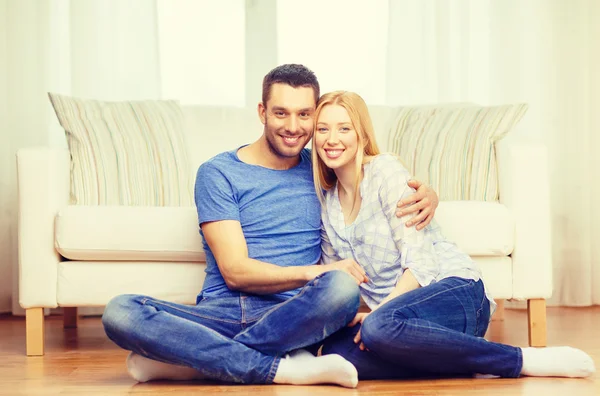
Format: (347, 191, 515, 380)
(102, 64, 438, 388)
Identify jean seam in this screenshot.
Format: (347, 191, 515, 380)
(512, 346, 524, 378)
(143, 298, 242, 324)
(266, 355, 281, 383)
(234, 278, 315, 339)
(392, 278, 474, 313)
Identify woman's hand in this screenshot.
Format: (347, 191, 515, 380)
(396, 179, 439, 231)
(348, 312, 370, 351)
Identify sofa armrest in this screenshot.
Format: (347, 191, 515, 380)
(17, 148, 70, 308)
(496, 138, 553, 300)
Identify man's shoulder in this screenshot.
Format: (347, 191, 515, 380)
(299, 148, 313, 168)
(197, 150, 238, 176)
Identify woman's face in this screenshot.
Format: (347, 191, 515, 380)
(315, 104, 359, 172)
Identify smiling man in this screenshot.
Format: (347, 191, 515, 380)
(101, 64, 439, 388)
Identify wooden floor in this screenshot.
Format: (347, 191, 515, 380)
(0, 307, 598, 395)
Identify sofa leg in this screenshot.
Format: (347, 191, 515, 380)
(492, 299, 505, 321)
(26, 308, 45, 356)
(63, 307, 78, 329)
(527, 298, 547, 347)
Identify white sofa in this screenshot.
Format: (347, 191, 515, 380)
(16, 105, 552, 356)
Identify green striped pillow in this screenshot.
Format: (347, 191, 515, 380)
(49, 93, 193, 206)
(388, 104, 528, 201)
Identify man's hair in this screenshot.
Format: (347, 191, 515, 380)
(262, 64, 320, 106)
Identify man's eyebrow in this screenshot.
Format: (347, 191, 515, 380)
(271, 106, 314, 113)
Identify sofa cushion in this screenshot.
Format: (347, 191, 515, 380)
(55, 206, 205, 262)
(48, 93, 193, 206)
(435, 201, 514, 256)
(388, 104, 528, 201)
(55, 201, 512, 262)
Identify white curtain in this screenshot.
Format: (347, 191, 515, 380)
(0, 0, 161, 314)
(386, 0, 600, 306)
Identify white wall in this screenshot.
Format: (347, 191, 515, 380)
(0, 0, 12, 313)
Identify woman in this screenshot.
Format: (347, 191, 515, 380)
(313, 90, 595, 379)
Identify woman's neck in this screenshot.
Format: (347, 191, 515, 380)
(335, 162, 361, 200)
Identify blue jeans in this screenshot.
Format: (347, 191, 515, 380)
(321, 277, 523, 379)
(102, 270, 360, 384)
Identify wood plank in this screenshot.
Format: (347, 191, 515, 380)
(25, 308, 44, 356)
(2, 306, 599, 395)
(63, 307, 78, 329)
(527, 299, 547, 347)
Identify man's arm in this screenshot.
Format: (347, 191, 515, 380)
(201, 220, 368, 294)
(396, 179, 439, 230)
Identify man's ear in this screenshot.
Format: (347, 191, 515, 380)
(258, 102, 266, 125)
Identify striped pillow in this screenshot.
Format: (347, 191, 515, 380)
(49, 93, 193, 206)
(388, 104, 528, 201)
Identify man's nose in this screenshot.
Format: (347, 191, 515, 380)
(286, 115, 299, 133)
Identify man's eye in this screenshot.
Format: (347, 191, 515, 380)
(300, 112, 310, 118)
(275, 112, 285, 116)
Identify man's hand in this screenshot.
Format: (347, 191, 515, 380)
(396, 179, 439, 231)
(309, 259, 368, 285)
(348, 312, 370, 351)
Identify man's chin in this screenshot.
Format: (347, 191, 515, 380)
(276, 146, 305, 158)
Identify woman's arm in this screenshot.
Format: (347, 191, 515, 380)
(379, 157, 440, 289)
(320, 221, 341, 264)
(375, 269, 420, 309)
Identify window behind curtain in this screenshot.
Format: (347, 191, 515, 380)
(277, 0, 389, 105)
(156, 0, 245, 106)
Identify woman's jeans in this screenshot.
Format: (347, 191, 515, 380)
(101, 270, 360, 384)
(322, 277, 523, 379)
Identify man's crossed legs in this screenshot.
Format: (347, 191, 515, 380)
(102, 270, 360, 386)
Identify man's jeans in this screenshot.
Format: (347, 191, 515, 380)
(102, 270, 360, 384)
(322, 277, 523, 379)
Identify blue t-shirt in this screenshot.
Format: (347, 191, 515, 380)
(194, 147, 321, 299)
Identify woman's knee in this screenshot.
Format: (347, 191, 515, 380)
(360, 310, 403, 351)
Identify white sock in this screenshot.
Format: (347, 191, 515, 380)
(273, 353, 358, 388)
(288, 348, 316, 359)
(520, 347, 596, 378)
(126, 352, 205, 382)
(473, 373, 500, 379)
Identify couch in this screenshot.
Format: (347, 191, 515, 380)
(16, 104, 552, 356)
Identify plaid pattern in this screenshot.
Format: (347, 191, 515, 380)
(320, 154, 495, 311)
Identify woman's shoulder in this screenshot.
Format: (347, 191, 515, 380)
(366, 153, 412, 181)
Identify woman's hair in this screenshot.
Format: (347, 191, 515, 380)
(312, 91, 381, 206)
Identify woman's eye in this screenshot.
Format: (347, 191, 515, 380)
(317, 128, 328, 133)
(340, 127, 350, 132)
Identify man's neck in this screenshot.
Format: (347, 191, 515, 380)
(238, 137, 301, 170)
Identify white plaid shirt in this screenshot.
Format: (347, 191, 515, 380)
(320, 154, 495, 312)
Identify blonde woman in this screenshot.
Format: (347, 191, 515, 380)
(313, 91, 595, 380)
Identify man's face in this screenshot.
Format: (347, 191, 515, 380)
(259, 83, 316, 159)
